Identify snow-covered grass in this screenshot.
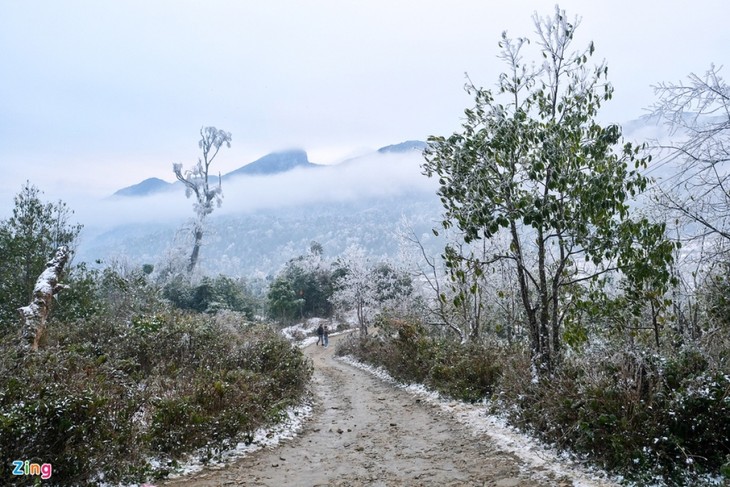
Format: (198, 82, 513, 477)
(125, 319, 350, 485)
(338, 354, 622, 487)
(164, 401, 313, 480)
(107, 401, 313, 487)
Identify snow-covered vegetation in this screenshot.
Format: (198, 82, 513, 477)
(0, 299, 311, 484)
(0, 187, 312, 484)
(332, 8, 730, 486)
(1, 5, 729, 486)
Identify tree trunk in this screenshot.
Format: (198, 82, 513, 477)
(356, 297, 368, 335)
(469, 274, 482, 341)
(18, 246, 70, 351)
(551, 238, 567, 363)
(188, 225, 203, 273)
(537, 229, 552, 374)
(551, 283, 561, 362)
(510, 223, 539, 367)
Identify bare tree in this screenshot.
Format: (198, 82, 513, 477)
(173, 126, 232, 273)
(400, 223, 525, 345)
(399, 226, 466, 342)
(650, 65, 730, 247)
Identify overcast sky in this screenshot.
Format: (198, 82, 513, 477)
(1, 0, 728, 211)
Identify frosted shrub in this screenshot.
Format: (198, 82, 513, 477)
(0, 312, 311, 484)
(497, 346, 729, 485)
(336, 318, 503, 402)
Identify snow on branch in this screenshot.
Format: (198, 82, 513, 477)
(18, 245, 71, 351)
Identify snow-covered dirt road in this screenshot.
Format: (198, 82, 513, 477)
(161, 334, 614, 486)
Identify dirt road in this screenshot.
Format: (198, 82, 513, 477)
(161, 335, 585, 486)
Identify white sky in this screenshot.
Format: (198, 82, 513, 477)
(1, 0, 728, 209)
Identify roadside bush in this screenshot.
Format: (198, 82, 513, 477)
(336, 318, 502, 402)
(496, 346, 730, 485)
(427, 340, 502, 402)
(340, 316, 729, 484)
(336, 321, 431, 385)
(0, 346, 145, 485)
(0, 312, 311, 485)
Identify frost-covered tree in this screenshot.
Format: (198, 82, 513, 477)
(173, 126, 232, 273)
(0, 182, 82, 329)
(401, 219, 527, 344)
(423, 7, 676, 373)
(650, 64, 730, 247)
(371, 262, 413, 308)
(333, 246, 373, 334)
(333, 246, 413, 334)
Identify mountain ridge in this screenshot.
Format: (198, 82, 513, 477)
(113, 177, 175, 197)
(113, 141, 426, 197)
(224, 149, 318, 178)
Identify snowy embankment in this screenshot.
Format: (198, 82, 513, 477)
(152, 319, 341, 483)
(336, 354, 725, 486)
(152, 319, 344, 483)
(111, 402, 312, 487)
(337, 355, 624, 487)
(160, 402, 313, 481)
(119, 321, 325, 487)
(286, 318, 623, 485)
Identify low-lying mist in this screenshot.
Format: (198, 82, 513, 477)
(75, 150, 436, 229)
(72, 149, 443, 274)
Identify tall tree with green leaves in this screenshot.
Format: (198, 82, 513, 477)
(173, 126, 232, 273)
(423, 7, 676, 374)
(0, 182, 82, 329)
(266, 244, 336, 322)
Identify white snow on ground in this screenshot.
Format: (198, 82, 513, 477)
(281, 317, 328, 346)
(338, 355, 622, 487)
(281, 317, 324, 341)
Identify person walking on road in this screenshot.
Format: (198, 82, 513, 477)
(316, 323, 324, 346)
(323, 325, 329, 347)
